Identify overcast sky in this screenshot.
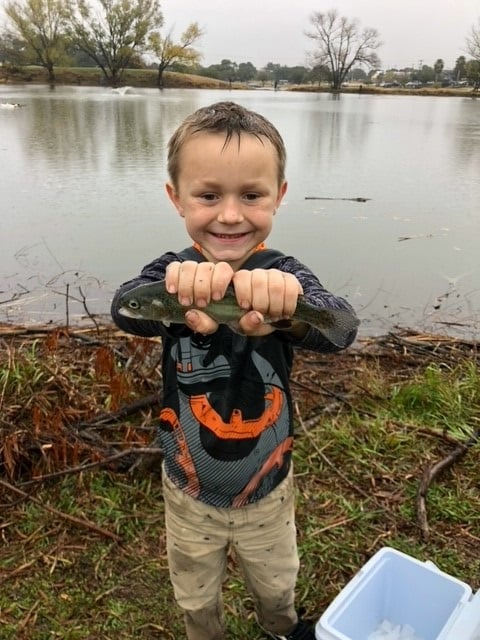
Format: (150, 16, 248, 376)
(161, 0, 480, 70)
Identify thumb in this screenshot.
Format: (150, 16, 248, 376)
(184, 309, 219, 335)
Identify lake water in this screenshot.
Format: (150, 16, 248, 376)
(1, 85, 479, 339)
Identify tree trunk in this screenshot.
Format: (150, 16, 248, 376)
(157, 65, 164, 89)
(46, 63, 56, 85)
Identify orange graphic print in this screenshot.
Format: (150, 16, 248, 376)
(160, 407, 200, 497)
(232, 437, 294, 507)
(189, 387, 283, 439)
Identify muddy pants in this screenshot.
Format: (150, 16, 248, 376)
(162, 469, 299, 640)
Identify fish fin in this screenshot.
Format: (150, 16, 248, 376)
(313, 310, 359, 348)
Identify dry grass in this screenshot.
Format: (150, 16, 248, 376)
(1, 324, 479, 638)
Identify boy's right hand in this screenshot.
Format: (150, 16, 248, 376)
(165, 260, 234, 334)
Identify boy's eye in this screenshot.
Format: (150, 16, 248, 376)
(201, 193, 218, 201)
(244, 193, 260, 201)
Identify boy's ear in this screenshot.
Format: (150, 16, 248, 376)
(165, 183, 184, 216)
(275, 181, 288, 210)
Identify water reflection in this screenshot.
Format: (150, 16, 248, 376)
(24, 92, 167, 172)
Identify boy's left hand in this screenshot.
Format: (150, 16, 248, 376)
(232, 268, 303, 336)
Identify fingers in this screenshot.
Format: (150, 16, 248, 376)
(237, 310, 274, 337)
(164, 262, 302, 337)
(233, 269, 302, 320)
(184, 310, 220, 335)
(165, 261, 234, 307)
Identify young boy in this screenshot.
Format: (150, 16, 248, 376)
(111, 101, 358, 640)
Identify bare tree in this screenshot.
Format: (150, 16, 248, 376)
(305, 9, 382, 90)
(4, 0, 69, 84)
(466, 19, 480, 62)
(148, 22, 204, 88)
(65, 0, 163, 87)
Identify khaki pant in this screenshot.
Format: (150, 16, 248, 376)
(162, 468, 299, 640)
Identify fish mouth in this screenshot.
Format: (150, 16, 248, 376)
(118, 307, 140, 318)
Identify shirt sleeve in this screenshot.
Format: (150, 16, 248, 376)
(274, 256, 358, 353)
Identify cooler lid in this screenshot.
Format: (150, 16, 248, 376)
(442, 590, 480, 640)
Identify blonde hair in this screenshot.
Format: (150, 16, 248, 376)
(167, 101, 286, 188)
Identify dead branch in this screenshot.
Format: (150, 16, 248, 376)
(417, 428, 480, 540)
(74, 393, 160, 430)
(20, 447, 163, 486)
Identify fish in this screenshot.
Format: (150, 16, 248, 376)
(117, 280, 359, 348)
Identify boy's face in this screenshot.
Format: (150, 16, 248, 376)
(166, 132, 287, 270)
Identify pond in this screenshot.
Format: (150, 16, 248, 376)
(1, 85, 479, 339)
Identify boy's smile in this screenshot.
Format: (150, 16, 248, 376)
(166, 131, 287, 270)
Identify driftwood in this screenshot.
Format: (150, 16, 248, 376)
(305, 196, 370, 202)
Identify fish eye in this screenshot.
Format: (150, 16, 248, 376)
(127, 299, 140, 310)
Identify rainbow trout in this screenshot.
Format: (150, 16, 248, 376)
(117, 280, 359, 348)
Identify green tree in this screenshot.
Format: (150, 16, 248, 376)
(65, 0, 163, 86)
(148, 22, 203, 88)
(308, 63, 331, 85)
(236, 61, 256, 82)
(465, 59, 480, 88)
(453, 55, 466, 80)
(305, 9, 381, 90)
(433, 58, 444, 82)
(3, 0, 69, 83)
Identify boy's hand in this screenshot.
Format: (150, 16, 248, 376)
(165, 263, 303, 337)
(165, 260, 234, 306)
(233, 268, 303, 336)
(165, 260, 234, 334)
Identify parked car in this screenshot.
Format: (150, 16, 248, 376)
(405, 81, 422, 88)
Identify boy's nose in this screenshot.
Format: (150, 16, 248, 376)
(217, 198, 244, 223)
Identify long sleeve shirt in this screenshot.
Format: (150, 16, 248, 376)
(111, 246, 357, 507)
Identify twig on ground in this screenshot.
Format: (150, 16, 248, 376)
(74, 393, 160, 430)
(0, 479, 122, 543)
(294, 401, 372, 501)
(20, 447, 163, 486)
(417, 427, 480, 539)
(78, 285, 100, 333)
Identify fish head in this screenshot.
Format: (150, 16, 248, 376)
(118, 292, 169, 321)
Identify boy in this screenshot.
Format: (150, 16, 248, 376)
(111, 101, 358, 640)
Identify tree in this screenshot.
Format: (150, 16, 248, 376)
(148, 22, 203, 88)
(466, 19, 480, 62)
(305, 9, 381, 90)
(453, 55, 466, 81)
(3, 0, 69, 83)
(65, 0, 163, 86)
(465, 59, 480, 88)
(433, 58, 444, 82)
(236, 61, 256, 82)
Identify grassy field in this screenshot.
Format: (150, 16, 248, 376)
(0, 65, 478, 97)
(0, 65, 234, 90)
(0, 325, 479, 639)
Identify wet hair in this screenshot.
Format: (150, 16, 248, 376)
(167, 101, 286, 188)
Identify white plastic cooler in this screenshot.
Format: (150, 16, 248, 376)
(315, 547, 480, 640)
